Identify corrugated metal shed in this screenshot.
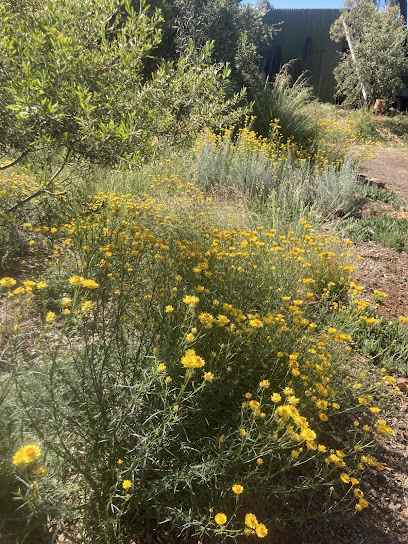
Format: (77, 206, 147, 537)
(261, 9, 342, 103)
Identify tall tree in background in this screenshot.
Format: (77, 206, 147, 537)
(142, 0, 275, 92)
(330, 0, 408, 107)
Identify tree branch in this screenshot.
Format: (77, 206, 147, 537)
(6, 150, 71, 214)
(7, 190, 67, 214)
(48, 150, 71, 184)
(0, 151, 29, 170)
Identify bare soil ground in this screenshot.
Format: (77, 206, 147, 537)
(351, 148, 408, 322)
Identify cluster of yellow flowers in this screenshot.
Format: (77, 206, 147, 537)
(0, 168, 43, 205)
(214, 511, 268, 538)
(1, 159, 399, 538)
(244, 513, 268, 538)
(180, 349, 206, 369)
(316, 118, 376, 167)
(68, 276, 99, 289)
(12, 444, 41, 466)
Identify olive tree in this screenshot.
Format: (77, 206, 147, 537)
(0, 0, 247, 194)
(330, 0, 408, 107)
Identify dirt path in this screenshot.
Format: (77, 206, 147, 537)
(316, 146, 408, 544)
(353, 148, 408, 321)
(359, 147, 408, 203)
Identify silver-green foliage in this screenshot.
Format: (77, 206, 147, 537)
(193, 128, 359, 222)
(330, 0, 408, 107)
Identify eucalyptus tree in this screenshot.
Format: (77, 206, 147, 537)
(330, 0, 408, 107)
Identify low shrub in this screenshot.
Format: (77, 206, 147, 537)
(193, 127, 360, 223)
(341, 214, 408, 251)
(0, 172, 398, 543)
(356, 183, 404, 206)
(331, 290, 408, 371)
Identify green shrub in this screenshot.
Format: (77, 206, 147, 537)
(1, 172, 397, 543)
(356, 183, 403, 206)
(341, 214, 408, 251)
(251, 64, 319, 148)
(349, 109, 378, 141)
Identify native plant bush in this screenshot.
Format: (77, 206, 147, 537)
(192, 126, 360, 221)
(0, 0, 247, 188)
(330, 0, 408, 107)
(250, 64, 319, 147)
(0, 165, 398, 543)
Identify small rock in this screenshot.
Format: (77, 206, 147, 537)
(396, 377, 408, 392)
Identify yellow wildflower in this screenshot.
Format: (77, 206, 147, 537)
(249, 319, 263, 328)
(0, 277, 16, 288)
(183, 295, 199, 308)
(214, 513, 227, 525)
(45, 312, 56, 323)
(81, 279, 99, 289)
(181, 349, 205, 369)
(12, 444, 41, 466)
(245, 513, 258, 529)
(256, 524, 268, 538)
(232, 484, 244, 495)
(204, 372, 214, 382)
(36, 282, 48, 290)
(69, 276, 84, 286)
(300, 428, 317, 442)
(81, 301, 94, 313)
(271, 393, 282, 403)
(61, 297, 72, 308)
(35, 466, 46, 477)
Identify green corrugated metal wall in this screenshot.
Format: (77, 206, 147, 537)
(262, 9, 342, 103)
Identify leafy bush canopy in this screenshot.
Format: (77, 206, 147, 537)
(0, 0, 247, 174)
(330, 0, 408, 107)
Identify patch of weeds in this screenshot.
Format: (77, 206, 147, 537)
(340, 214, 408, 251)
(338, 306, 408, 371)
(350, 109, 379, 142)
(383, 115, 408, 139)
(356, 183, 404, 206)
